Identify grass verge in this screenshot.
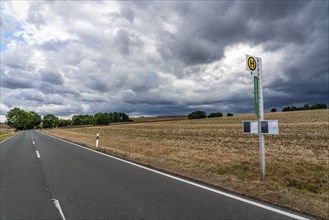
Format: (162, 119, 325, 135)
(0, 129, 16, 142)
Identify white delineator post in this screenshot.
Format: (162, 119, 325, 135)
(96, 133, 99, 148)
(257, 57, 266, 181)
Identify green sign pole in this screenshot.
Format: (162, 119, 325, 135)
(254, 76, 259, 118)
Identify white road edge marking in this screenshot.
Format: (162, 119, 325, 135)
(32, 141, 35, 145)
(52, 199, 66, 220)
(41, 132, 309, 220)
(36, 151, 40, 158)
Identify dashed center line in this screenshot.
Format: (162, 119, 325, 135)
(36, 151, 40, 158)
(52, 199, 66, 220)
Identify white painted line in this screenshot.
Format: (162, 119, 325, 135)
(36, 151, 40, 158)
(52, 199, 66, 220)
(32, 141, 35, 145)
(41, 132, 309, 220)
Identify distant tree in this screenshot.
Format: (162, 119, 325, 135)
(303, 104, 310, 110)
(29, 111, 42, 128)
(58, 119, 71, 127)
(291, 106, 297, 111)
(119, 113, 130, 122)
(109, 112, 120, 123)
(43, 114, 59, 128)
(82, 115, 95, 125)
(188, 111, 207, 119)
(108, 112, 129, 123)
(6, 107, 25, 129)
(227, 113, 234, 117)
(94, 113, 110, 125)
(271, 108, 277, 112)
(71, 115, 82, 125)
(311, 103, 327, 109)
(6, 108, 41, 130)
(282, 106, 291, 112)
(71, 115, 94, 125)
(208, 112, 223, 118)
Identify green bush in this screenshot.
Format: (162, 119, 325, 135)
(188, 111, 207, 119)
(227, 113, 234, 117)
(208, 112, 223, 118)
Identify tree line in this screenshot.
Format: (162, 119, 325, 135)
(282, 103, 327, 112)
(5, 107, 130, 130)
(188, 111, 233, 119)
(71, 112, 130, 126)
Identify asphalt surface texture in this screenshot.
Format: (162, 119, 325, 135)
(0, 130, 313, 220)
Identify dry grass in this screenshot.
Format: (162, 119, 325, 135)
(46, 109, 329, 218)
(0, 127, 16, 142)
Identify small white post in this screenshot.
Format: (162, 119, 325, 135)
(96, 133, 99, 147)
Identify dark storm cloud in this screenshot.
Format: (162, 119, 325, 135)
(86, 79, 109, 93)
(112, 28, 144, 56)
(1, 75, 35, 89)
(2, 46, 35, 71)
(158, 1, 328, 112)
(40, 70, 64, 85)
(157, 1, 318, 67)
(38, 82, 80, 96)
(0, 0, 328, 119)
(22, 92, 45, 102)
(114, 29, 131, 56)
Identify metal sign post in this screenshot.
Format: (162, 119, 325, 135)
(257, 57, 266, 181)
(254, 76, 259, 118)
(246, 55, 266, 181)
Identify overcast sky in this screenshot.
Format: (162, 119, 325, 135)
(1, 1, 328, 120)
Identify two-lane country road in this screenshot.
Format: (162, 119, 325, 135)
(1, 131, 312, 219)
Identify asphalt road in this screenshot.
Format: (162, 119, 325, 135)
(0, 131, 311, 220)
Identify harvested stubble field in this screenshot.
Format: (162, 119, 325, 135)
(46, 109, 329, 218)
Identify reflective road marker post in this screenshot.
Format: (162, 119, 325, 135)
(246, 55, 266, 181)
(96, 133, 99, 148)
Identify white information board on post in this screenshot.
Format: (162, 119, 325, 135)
(243, 121, 258, 134)
(261, 120, 279, 134)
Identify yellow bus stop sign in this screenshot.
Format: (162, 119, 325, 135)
(246, 54, 259, 75)
(248, 57, 257, 71)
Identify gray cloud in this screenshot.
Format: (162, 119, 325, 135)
(120, 6, 134, 23)
(27, 2, 47, 29)
(40, 70, 64, 85)
(1, 75, 35, 89)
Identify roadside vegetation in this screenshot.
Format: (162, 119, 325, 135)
(0, 125, 16, 142)
(44, 109, 329, 218)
